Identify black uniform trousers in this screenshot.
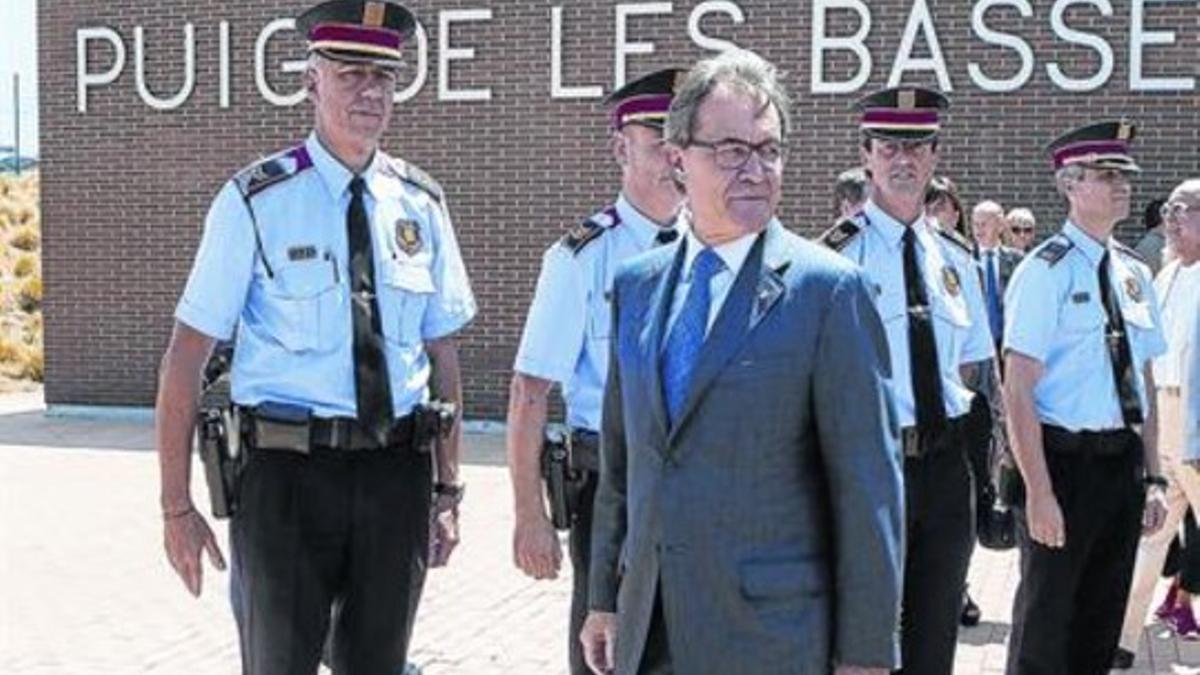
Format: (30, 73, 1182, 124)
(231, 445, 432, 675)
(1006, 426, 1145, 675)
(568, 469, 598, 675)
(896, 429, 975, 675)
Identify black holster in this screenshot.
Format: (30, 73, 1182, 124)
(541, 425, 593, 531)
(194, 343, 243, 519)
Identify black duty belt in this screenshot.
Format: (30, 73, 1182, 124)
(571, 428, 600, 473)
(900, 413, 969, 459)
(311, 414, 416, 451)
(1042, 424, 1138, 457)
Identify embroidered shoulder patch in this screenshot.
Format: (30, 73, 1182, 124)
(562, 205, 621, 255)
(233, 145, 313, 199)
(818, 218, 862, 252)
(936, 228, 973, 256)
(1036, 239, 1074, 266)
(384, 156, 444, 204)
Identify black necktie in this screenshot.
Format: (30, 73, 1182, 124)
(903, 227, 947, 435)
(655, 228, 679, 245)
(1097, 251, 1143, 426)
(348, 176, 394, 445)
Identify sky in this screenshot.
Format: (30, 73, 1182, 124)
(0, 0, 38, 157)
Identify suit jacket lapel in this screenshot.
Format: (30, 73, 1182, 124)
(641, 244, 685, 449)
(667, 227, 787, 446)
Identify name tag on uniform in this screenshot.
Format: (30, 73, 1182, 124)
(1071, 292, 1090, 304)
(288, 245, 318, 261)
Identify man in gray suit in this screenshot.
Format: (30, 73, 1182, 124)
(579, 49, 905, 675)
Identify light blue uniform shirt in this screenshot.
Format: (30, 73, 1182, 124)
(513, 194, 679, 432)
(176, 132, 476, 419)
(832, 200, 995, 428)
(1003, 221, 1166, 432)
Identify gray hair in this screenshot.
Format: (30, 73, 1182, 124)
(665, 49, 792, 147)
(973, 199, 1005, 218)
(1007, 207, 1036, 227)
(1055, 164, 1086, 197)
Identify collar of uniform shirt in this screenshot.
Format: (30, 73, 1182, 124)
(1062, 220, 1107, 269)
(306, 131, 385, 203)
(863, 198, 935, 253)
(616, 192, 679, 250)
(678, 213, 760, 282)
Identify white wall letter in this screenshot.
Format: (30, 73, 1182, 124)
(1129, 0, 1195, 92)
(255, 19, 306, 107)
(552, 6, 603, 99)
(76, 27, 126, 113)
(134, 24, 196, 110)
(1046, 0, 1114, 92)
(810, 0, 872, 95)
(219, 21, 231, 108)
(614, 2, 673, 88)
(688, 1, 745, 53)
(887, 0, 953, 90)
(395, 21, 430, 104)
(439, 9, 493, 102)
(968, 0, 1035, 92)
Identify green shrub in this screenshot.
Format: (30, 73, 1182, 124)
(17, 277, 42, 312)
(10, 226, 39, 251)
(13, 255, 36, 278)
(18, 345, 43, 381)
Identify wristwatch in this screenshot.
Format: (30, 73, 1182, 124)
(433, 481, 466, 507)
(1143, 475, 1169, 489)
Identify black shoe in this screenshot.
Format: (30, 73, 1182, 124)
(1111, 647, 1135, 670)
(960, 592, 981, 627)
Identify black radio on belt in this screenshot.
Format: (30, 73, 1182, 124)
(244, 401, 313, 454)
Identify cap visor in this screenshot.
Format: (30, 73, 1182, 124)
(314, 48, 404, 70)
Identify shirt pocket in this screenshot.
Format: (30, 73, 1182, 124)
(932, 292, 972, 360)
(1059, 299, 1106, 335)
(380, 259, 435, 346)
(587, 288, 613, 341)
(262, 259, 343, 353)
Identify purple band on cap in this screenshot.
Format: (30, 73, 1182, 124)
(612, 94, 673, 128)
(1053, 140, 1130, 168)
(311, 23, 402, 50)
(861, 109, 940, 127)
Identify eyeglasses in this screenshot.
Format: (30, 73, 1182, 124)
(1161, 201, 1194, 221)
(1011, 227, 1034, 235)
(687, 138, 787, 171)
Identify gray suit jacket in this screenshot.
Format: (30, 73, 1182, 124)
(590, 222, 905, 674)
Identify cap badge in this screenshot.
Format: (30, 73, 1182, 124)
(363, 1, 385, 27)
(898, 90, 916, 110)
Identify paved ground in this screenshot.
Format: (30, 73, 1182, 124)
(1, 388, 1198, 674)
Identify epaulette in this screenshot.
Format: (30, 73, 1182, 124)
(817, 217, 862, 252)
(233, 145, 313, 199)
(1112, 239, 1147, 266)
(936, 228, 974, 257)
(562, 205, 621, 255)
(1035, 237, 1073, 266)
(384, 156, 444, 204)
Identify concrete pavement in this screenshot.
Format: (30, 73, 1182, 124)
(1, 389, 1197, 674)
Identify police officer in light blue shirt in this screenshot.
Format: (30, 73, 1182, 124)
(506, 68, 683, 675)
(155, 2, 474, 673)
(1003, 120, 1168, 675)
(820, 87, 994, 675)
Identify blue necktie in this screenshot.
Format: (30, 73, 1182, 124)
(662, 248, 724, 426)
(984, 251, 1003, 343)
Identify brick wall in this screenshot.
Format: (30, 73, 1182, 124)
(38, 1, 1200, 419)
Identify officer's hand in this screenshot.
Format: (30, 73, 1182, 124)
(513, 513, 562, 580)
(1143, 486, 1169, 536)
(580, 611, 617, 675)
(1026, 489, 1066, 549)
(428, 500, 460, 568)
(162, 506, 226, 597)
